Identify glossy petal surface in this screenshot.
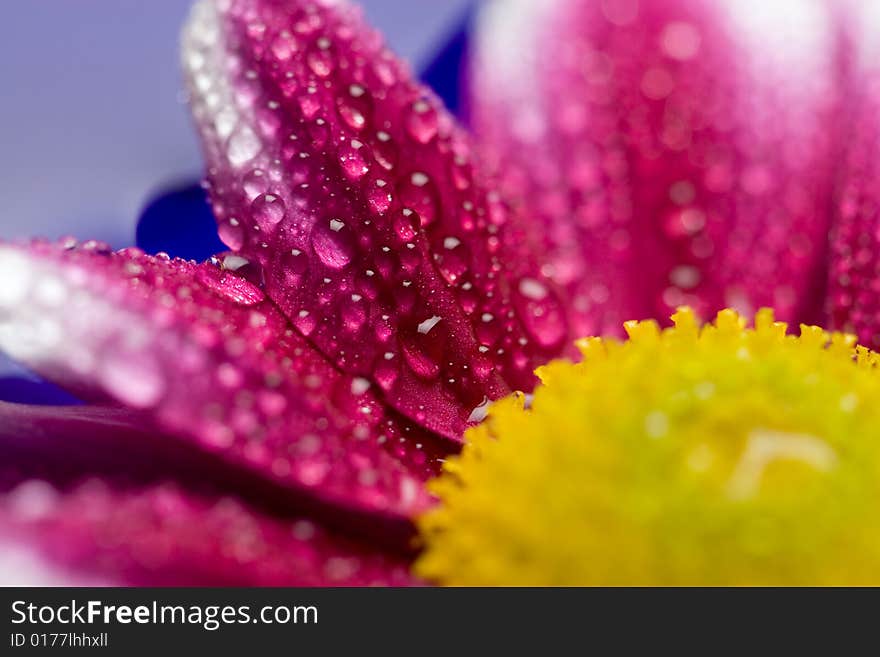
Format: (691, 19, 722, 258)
(183, 0, 569, 440)
(472, 0, 841, 333)
(0, 241, 440, 542)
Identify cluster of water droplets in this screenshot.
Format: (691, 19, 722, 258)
(182, 0, 576, 439)
(0, 241, 437, 518)
(474, 0, 840, 333)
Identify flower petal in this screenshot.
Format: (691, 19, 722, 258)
(0, 401, 416, 585)
(182, 0, 568, 440)
(472, 0, 841, 332)
(826, 3, 880, 347)
(0, 479, 415, 586)
(0, 241, 441, 540)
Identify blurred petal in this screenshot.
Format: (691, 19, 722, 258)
(0, 402, 416, 584)
(183, 0, 568, 441)
(136, 181, 226, 261)
(826, 3, 880, 347)
(0, 479, 415, 586)
(0, 241, 441, 543)
(472, 0, 840, 332)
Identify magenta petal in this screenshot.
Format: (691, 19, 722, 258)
(0, 479, 416, 586)
(0, 241, 439, 535)
(182, 0, 568, 441)
(472, 0, 841, 331)
(827, 5, 880, 347)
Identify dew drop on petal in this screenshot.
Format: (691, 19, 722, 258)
(514, 281, 567, 349)
(251, 193, 286, 229)
(312, 220, 354, 269)
(518, 277, 548, 301)
(406, 99, 439, 144)
(367, 179, 393, 214)
(98, 351, 165, 408)
(398, 172, 438, 226)
(338, 140, 370, 180)
(226, 125, 261, 167)
(218, 220, 245, 251)
(242, 169, 269, 200)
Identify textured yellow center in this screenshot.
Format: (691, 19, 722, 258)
(415, 308, 880, 585)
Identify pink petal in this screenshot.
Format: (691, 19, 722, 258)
(0, 241, 440, 539)
(0, 402, 416, 584)
(826, 3, 880, 347)
(0, 478, 416, 586)
(471, 0, 841, 333)
(182, 0, 569, 441)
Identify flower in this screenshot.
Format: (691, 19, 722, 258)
(0, 0, 878, 585)
(417, 308, 880, 585)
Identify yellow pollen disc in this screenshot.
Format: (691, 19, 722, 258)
(414, 308, 880, 585)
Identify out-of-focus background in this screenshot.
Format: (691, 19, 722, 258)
(0, 1, 470, 247)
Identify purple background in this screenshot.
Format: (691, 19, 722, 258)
(0, 1, 470, 246)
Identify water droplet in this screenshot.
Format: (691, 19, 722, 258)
(337, 85, 372, 131)
(374, 356, 398, 390)
(98, 351, 165, 408)
(243, 169, 269, 200)
(342, 294, 368, 331)
(8, 480, 59, 521)
(367, 179, 393, 214)
(670, 265, 700, 289)
(661, 21, 701, 61)
(307, 41, 334, 76)
(338, 139, 370, 180)
(222, 254, 250, 271)
(641, 67, 675, 100)
(393, 208, 420, 242)
(436, 238, 470, 285)
(270, 32, 299, 61)
(514, 283, 566, 349)
(218, 220, 244, 251)
(518, 277, 548, 300)
(350, 377, 371, 395)
(406, 99, 438, 144)
(251, 193, 286, 229)
(398, 172, 438, 226)
(372, 130, 397, 170)
(227, 125, 261, 167)
(197, 266, 265, 306)
(294, 309, 317, 336)
(283, 247, 309, 286)
(669, 180, 696, 206)
(312, 220, 354, 269)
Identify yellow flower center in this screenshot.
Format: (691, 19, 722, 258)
(415, 308, 880, 585)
